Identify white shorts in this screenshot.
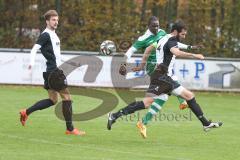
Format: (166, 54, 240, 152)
(171, 86, 185, 96)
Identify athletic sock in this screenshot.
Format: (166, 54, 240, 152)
(26, 99, 54, 115)
(112, 101, 145, 120)
(62, 100, 74, 131)
(187, 98, 210, 126)
(142, 98, 165, 125)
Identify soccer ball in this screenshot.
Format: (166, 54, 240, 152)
(100, 40, 116, 55)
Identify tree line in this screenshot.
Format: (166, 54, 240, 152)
(0, 0, 239, 57)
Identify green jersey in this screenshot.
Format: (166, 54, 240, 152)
(132, 29, 167, 75)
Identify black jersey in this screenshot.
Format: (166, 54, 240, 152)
(148, 35, 181, 95)
(162, 36, 178, 68)
(36, 28, 61, 71)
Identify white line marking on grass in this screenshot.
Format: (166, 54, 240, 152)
(0, 132, 191, 160)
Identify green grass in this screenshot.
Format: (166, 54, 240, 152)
(0, 85, 239, 160)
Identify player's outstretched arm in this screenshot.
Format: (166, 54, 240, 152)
(125, 46, 138, 60)
(177, 42, 204, 50)
(118, 46, 138, 75)
(170, 47, 204, 60)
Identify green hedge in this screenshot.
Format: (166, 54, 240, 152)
(0, 0, 239, 57)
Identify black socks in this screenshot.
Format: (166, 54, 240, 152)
(26, 99, 74, 131)
(26, 99, 54, 115)
(187, 98, 210, 126)
(112, 101, 145, 120)
(62, 100, 74, 131)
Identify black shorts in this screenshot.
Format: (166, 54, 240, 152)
(43, 71, 51, 90)
(42, 68, 67, 91)
(147, 67, 180, 95)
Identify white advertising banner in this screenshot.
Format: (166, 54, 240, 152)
(0, 51, 240, 91)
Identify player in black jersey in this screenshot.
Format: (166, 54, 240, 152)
(108, 21, 222, 138)
(134, 21, 222, 138)
(19, 10, 85, 136)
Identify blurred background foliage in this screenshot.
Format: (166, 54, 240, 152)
(0, 0, 239, 57)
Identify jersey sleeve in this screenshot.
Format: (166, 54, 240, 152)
(29, 44, 41, 67)
(36, 32, 50, 46)
(132, 40, 146, 50)
(177, 42, 190, 50)
(166, 37, 178, 50)
(125, 46, 138, 60)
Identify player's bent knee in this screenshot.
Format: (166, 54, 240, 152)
(177, 88, 194, 101)
(61, 97, 71, 101)
(143, 97, 154, 108)
(184, 90, 194, 101)
(189, 92, 195, 100)
(50, 98, 58, 104)
(59, 91, 71, 101)
(61, 95, 71, 101)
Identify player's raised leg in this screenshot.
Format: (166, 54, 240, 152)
(19, 90, 56, 126)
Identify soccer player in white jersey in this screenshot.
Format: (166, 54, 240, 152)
(19, 10, 85, 136)
(132, 21, 222, 138)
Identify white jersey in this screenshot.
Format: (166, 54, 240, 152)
(155, 34, 176, 76)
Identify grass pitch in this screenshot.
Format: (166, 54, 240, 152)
(0, 85, 239, 160)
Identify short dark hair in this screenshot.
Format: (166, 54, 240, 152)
(44, 10, 58, 20)
(148, 16, 159, 26)
(170, 20, 186, 32)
